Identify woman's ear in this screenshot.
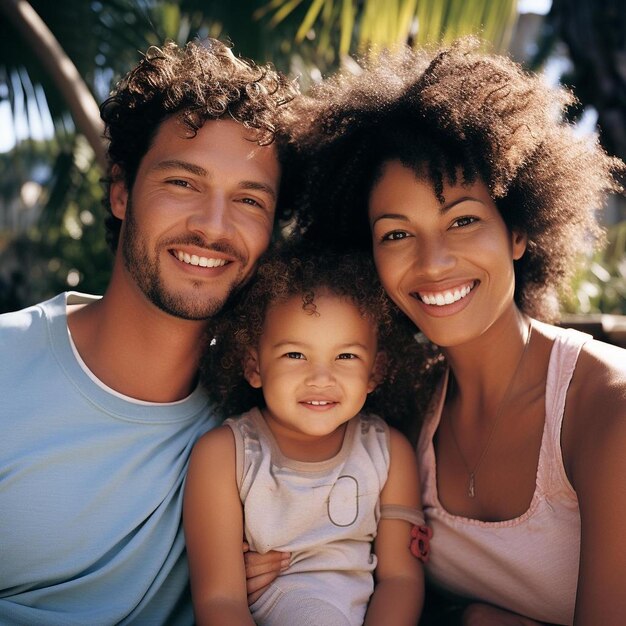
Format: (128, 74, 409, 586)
(243, 349, 262, 389)
(110, 165, 129, 220)
(368, 352, 388, 393)
(511, 230, 528, 261)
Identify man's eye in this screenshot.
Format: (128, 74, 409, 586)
(337, 353, 357, 360)
(285, 352, 305, 359)
(167, 179, 192, 188)
(240, 197, 262, 207)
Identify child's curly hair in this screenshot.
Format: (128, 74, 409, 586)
(200, 243, 443, 441)
(281, 37, 624, 322)
(100, 38, 298, 251)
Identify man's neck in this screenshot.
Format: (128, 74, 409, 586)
(67, 283, 208, 403)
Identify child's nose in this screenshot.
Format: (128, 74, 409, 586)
(305, 364, 336, 387)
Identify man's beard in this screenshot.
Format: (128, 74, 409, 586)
(121, 199, 247, 320)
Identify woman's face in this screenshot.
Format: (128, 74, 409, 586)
(368, 160, 526, 348)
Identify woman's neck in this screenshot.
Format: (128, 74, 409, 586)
(442, 307, 530, 416)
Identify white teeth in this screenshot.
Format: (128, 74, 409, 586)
(174, 250, 227, 268)
(308, 400, 331, 406)
(419, 283, 474, 306)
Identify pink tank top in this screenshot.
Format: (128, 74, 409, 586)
(417, 325, 591, 625)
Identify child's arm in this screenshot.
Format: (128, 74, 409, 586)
(364, 427, 425, 626)
(183, 425, 255, 626)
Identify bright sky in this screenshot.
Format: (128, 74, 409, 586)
(0, 0, 554, 153)
(518, 0, 552, 14)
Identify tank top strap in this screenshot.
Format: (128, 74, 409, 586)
(417, 371, 448, 505)
(539, 326, 593, 496)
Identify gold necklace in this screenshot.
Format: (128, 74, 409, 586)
(446, 322, 533, 499)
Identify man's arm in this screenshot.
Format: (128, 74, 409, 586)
(183, 426, 255, 625)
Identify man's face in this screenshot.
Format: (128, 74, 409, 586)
(111, 117, 280, 320)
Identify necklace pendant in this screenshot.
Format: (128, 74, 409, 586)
(468, 473, 476, 498)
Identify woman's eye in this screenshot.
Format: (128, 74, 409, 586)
(381, 230, 409, 242)
(285, 352, 305, 360)
(337, 353, 357, 360)
(451, 216, 478, 228)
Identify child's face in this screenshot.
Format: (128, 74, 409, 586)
(245, 292, 381, 442)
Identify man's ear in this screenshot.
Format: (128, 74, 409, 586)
(511, 230, 528, 261)
(368, 352, 388, 393)
(110, 165, 129, 220)
(243, 349, 262, 389)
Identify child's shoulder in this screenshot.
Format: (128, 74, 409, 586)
(194, 423, 235, 451)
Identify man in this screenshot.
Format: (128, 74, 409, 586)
(0, 39, 297, 625)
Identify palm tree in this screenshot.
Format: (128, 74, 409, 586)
(0, 0, 520, 164)
(0, 0, 527, 312)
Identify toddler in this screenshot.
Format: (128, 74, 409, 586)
(184, 245, 434, 626)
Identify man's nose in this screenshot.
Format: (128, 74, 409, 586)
(186, 195, 236, 240)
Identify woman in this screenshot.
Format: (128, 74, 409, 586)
(281, 38, 626, 625)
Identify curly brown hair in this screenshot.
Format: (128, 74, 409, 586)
(200, 242, 443, 441)
(100, 38, 298, 251)
(282, 37, 624, 322)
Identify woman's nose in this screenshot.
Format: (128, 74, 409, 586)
(414, 236, 456, 278)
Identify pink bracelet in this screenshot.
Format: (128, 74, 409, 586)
(410, 524, 433, 563)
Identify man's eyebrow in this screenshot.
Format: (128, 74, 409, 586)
(150, 160, 276, 201)
(240, 181, 276, 202)
(152, 159, 207, 177)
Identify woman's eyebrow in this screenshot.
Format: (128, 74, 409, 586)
(371, 197, 485, 225)
(370, 212, 410, 226)
(440, 196, 485, 213)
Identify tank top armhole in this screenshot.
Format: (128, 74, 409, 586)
(545, 328, 593, 496)
(223, 418, 245, 492)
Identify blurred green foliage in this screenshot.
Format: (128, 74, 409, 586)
(562, 221, 626, 315)
(0, 139, 112, 312)
(1, 0, 624, 317)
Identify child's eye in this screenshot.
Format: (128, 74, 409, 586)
(285, 352, 305, 360)
(337, 353, 357, 360)
(451, 216, 478, 228)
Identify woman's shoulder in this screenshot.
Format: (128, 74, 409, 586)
(572, 337, 626, 402)
(532, 319, 626, 398)
(562, 335, 626, 477)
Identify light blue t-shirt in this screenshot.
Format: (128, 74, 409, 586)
(0, 292, 218, 625)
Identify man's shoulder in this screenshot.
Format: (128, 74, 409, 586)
(0, 292, 89, 359)
(0, 292, 99, 332)
(0, 295, 55, 336)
